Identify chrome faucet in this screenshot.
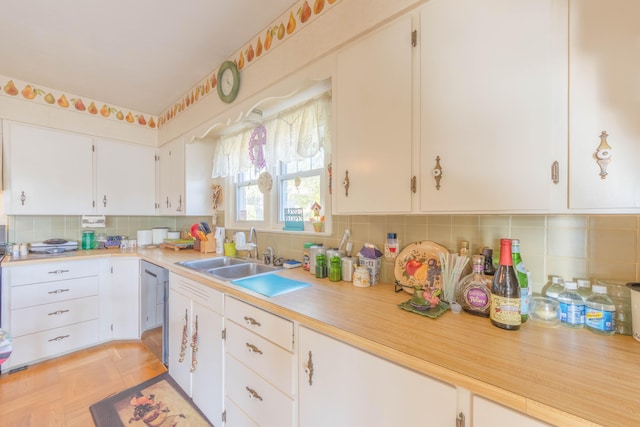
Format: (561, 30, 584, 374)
(247, 227, 258, 259)
(263, 246, 274, 265)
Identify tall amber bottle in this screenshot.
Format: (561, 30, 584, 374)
(490, 239, 521, 330)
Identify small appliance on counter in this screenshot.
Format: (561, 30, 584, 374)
(29, 238, 78, 254)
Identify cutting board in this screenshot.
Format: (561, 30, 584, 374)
(231, 274, 311, 297)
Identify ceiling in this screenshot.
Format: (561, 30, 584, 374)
(0, 0, 297, 115)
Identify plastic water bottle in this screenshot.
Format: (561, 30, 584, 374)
(544, 275, 565, 300)
(557, 281, 584, 328)
(585, 285, 616, 336)
(576, 278, 592, 302)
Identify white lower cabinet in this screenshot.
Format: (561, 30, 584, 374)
(168, 273, 224, 426)
(298, 326, 457, 426)
(224, 296, 295, 427)
(110, 258, 140, 340)
(472, 395, 548, 426)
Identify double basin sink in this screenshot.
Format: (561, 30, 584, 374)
(177, 256, 282, 281)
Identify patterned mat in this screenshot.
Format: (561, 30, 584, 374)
(90, 373, 213, 426)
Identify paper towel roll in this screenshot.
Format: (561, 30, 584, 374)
(152, 227, 169, 244)
(137, 230, 153, 246)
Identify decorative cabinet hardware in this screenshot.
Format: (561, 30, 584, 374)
(304, 350, 314, 386)
(166, 196, 170, 208)
(48, 269, 70, 275)
(48, 309, 70, 316)
(190, 315, 199, 373)
(245, 343, 263, 354)
(551, 161, 560, 184)
(411, 176, 417, 193)
(343, 170, 350, 197)
(456, 411, 465, 427)
(48, 335, 70, 342)
(47, 288, 70, 294)
(103, 195, 108, 207)
(245, 386, 263, 401)
(594, 131, 612, 179)
(433, 156, 443, 190)
(20, 191, 26, 206)
(244, 316, 261, 327)
(176, 195, 183, 212)
(411, 29, 418, 47)
(179, 309, 188, 363)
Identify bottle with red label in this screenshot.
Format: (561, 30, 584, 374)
(490, 239, 521, 330)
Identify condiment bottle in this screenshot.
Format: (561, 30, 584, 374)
(456, 254, 491, 317)
(329, 256, 342, 282)
(511, 239, 529, 323)
(482, 247, 496, 276)
(490, 239, 521, 330)
(585, 285, 616, 335)
(558, 281, 585, 328)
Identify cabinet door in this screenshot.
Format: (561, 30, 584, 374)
(191, 299, 224, 426)
(110, 258, 140, 340)
(4, 121, 93, 214)
(168, 288, 192, 395)
(158, 137, 185, 215)
(568, 0, 640, 209)
(298, 326, 457, 426)
(334, 14, 414, 213)
(420, 0, 561, 212)
(184, 139, 215, 215)
(95, 139, 156, 215)
(473, 396, 549, 427)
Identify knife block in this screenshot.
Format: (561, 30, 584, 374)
(194, 233, 216, 253)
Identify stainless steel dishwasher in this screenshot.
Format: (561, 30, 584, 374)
(140, 260, 168, 365)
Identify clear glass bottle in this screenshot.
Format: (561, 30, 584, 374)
(558, 281, 585, 328)
(482, 247, 495, 276)
(511, 239, 529, 323)
(585, 285, 616, 335)
(576, 278, 592, 302)
(490, 239, 521, 330)
(456, 254, 491, 317)
(329, 256, 342, 282)
(544, 275, 565, 300)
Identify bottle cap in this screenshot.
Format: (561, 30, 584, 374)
(592, 285, 607, 294)
(565, 281, 577, 290)
(577, 279, 591, 288)
(387, 232, 397, 239)
(482, 247, 493, 256)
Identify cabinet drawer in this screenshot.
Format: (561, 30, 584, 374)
(11, 276, 99, 309)
(11, 296, 99, 337)
(5, 319, 100, 369)
(6, 259, 99, 286)
(226, 297, 293, 351)
(226, 320, 294, 396)
(226, 354, 294, 427)
(169, 272, 224, 315)
(225, 397, 259, 427)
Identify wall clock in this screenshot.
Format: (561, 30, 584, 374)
(217, 60, 240, 103)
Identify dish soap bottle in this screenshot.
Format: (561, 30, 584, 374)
(490, 239, 521, 330)
(456, 254, 491, 317)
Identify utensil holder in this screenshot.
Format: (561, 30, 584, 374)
(194, 233, 216, 253)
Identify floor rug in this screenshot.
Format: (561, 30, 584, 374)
(90, 373, 213, 427)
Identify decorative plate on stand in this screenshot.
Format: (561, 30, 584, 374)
(394, 240, 449, 294)
(258, 171, 273, 194)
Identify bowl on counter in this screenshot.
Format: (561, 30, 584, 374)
(529, 297, 560, 327)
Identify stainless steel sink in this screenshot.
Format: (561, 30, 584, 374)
(176, 256, 281, 280)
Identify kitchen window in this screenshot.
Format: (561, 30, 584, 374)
(212, 91, 331, 233)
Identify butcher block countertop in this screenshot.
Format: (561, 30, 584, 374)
(5, 247, 640, 426)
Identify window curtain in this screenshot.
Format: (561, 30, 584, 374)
(211, 93, 331, 178)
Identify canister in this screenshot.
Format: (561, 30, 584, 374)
(341, 256, 357, 282)
(137, 229, 153, 246)
(353, 266, 370, 287)
(309, 245, 325, 274)
(152, 227, 169, 244)
(82, 230, 95, 250)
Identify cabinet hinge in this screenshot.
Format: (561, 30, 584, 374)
(222, 410, 226, 423)
(92, 144, 95, 152)
(411, 29, 417, 47)
(92, 200, 96, 208)
(110, 324, 113, 332)
(222, 328, 226, 340)
(110, 266, 113, 274)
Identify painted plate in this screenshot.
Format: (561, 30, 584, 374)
(394, 240, 449, 294)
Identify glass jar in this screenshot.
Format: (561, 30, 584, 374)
(329, 256, 342, 282)
(315, 253, 327, 279)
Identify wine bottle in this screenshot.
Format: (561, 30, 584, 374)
(511, 239, 529, 323)
(490, 239, 521, 330)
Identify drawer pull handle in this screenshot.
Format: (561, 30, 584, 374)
(179, 309, 188, 363)
(48, 269, 70, 274)
(245, 386, 263, 401)
(190, 315, 199, 373)
(48, 288, 70, 294)
(245, 343, 263, 355)
(304, 350, 314, 386)
(48, 335, 69, 342)
(244, 316, 261, 327)
(48, 309, 70, 316)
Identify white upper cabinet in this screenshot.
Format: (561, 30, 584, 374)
(95, 138, 156, 215)
(158, 136, 185, 215)
(334, 14, 414, 214)
(4, 121, 94, 214)
(568, 0, 640, 210)
(419, 0, 563, 212)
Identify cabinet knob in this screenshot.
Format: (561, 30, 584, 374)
(245, 343, 263, 355)
(432, 156, 443, 190)
(304, 350, 314, 386)
(48, 335, 70, 342)
(456, 411, 466, 427)
(178, 309, 188, 363)
(103, 195, 108, 207)
(48, 309, 70, 316)
(594, 131, 613, 179)
(244, 316, 261, 327)
(20, 191, 26, 206)
(245, 386, 263, 401)
(343, 170, 350, 197)
(47, 288, 70, 294)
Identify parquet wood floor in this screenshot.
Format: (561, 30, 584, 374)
(0, 340, 167, 426)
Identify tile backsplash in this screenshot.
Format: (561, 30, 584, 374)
(9, 213, 639, 294)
